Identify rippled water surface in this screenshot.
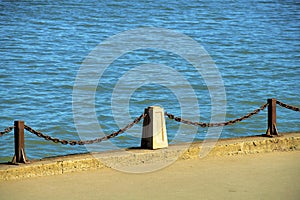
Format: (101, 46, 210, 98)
(1, 0, 299, 162)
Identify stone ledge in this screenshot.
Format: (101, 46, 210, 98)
(1, 133, 299, 181)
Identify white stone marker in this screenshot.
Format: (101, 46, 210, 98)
(141, 106, 168, 149)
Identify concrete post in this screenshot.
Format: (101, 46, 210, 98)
(141, 106, 168, 149)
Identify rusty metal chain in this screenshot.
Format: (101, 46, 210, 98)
(0, 126, 14, 137)
(24, 113, 146, 145)
(276, 100, 300, 112)
(165, 103, 268, 128)
(4, 100, 296, 143)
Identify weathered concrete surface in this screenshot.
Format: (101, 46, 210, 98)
(1, 133, 299, 181)
(1, 151, 299, 200)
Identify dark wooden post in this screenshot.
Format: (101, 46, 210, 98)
(265, 98, 279, 136)
(11, 121, 29, 164)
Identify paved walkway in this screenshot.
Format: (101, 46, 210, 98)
(0, 151, 299, 200)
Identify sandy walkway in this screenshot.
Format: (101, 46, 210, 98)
(0, 151, 299, 200)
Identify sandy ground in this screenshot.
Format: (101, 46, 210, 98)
(0, 151, 299, 200)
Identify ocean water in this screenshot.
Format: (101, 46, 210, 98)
(0, 0, 299, 162)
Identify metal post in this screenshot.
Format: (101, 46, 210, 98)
(12, 121, 29, 164)
(265, 98, 279, 136)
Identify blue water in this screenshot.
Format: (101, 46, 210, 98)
(0, 0, 299, 162)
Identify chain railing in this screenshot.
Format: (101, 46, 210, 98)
(24, 113, 146, 145)
(1, 98, 299, 164)
(165, 103, 268, 128)
(0, 126, 14, 137)
(276, 100, 300, 112)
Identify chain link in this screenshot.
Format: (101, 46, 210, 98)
(276, 100, 300, 112)
(24, 113, 146, 145)
(0, 126, 14, 137)
(2, 100, 298, 144)
(165, 103, 268, 128)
